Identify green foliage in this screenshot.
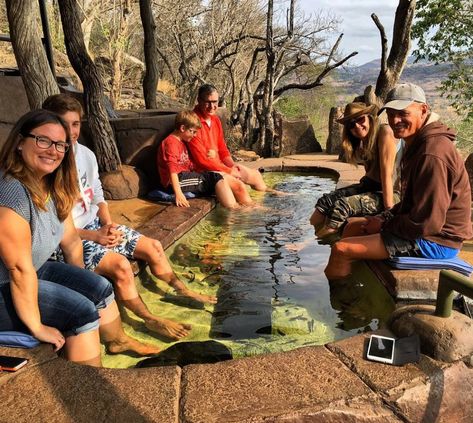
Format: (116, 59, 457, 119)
(412, 0, 473, 119)
(276, 96, 306, 118)
(447, 117, 473, 154)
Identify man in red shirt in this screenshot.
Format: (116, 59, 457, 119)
(188, 84, 273, 205)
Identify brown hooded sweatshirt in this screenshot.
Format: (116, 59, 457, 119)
(383, 120, 472, 248)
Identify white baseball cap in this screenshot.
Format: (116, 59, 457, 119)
(380, 83, 427, 113)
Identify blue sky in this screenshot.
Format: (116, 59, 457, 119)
(298, 0, 411, 66)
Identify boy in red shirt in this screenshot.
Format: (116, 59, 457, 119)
(158, 110, 238, 208)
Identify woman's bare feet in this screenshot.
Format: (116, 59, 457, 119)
(175, 287, 217, 304)
(106, 336, 160, 356)
(144, 317, 192, 340)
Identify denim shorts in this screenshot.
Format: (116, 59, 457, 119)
(52, 217, 142, 271)
(380, 230, 422, 258)
(0, 261, 114, 337)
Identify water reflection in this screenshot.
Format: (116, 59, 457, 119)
(105, 173, 395, 367)
(167, 173, 394, 354)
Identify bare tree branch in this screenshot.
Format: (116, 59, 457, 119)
(273, 51, 358, 98)
(371, 13, 388, 74)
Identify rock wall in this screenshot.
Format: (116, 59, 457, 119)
(0, 74, 30, 147)
(80, 111, 179, 199)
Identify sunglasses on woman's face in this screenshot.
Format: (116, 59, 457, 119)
(347, 115, 367, 129)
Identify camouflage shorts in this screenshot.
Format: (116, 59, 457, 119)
(317, 190, 400, 230)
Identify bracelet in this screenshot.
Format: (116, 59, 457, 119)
(379, 209, 394, 222)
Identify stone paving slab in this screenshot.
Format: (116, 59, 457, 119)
(392, 360, 473, 423)
(325, 332, 473, 423)
(326, 332, 447, 396)
(180, 345, 400, 423)
(0, 344, 57, 383)
(137, 198, 214, 249)
(0, 357, 181, 423)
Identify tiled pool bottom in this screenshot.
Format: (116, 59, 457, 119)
(103, 173, 394, 368)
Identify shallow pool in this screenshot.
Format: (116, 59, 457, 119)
(103, 172, 394, 368)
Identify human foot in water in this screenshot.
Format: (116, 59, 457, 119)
(144, 316, 192, 340)
(106, 336, 161, 356)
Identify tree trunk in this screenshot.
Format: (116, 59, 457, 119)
(57, 0, 121, 172)
(78, 0, 100, 54)
(372, 0, 416, 104)
(5, 0, 59, 109)
(109, 0, 131, 108)
(139, 0, 160, 109)
(257, 0, 276, 157)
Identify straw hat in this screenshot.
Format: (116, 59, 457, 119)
(337, 102, 377, 125)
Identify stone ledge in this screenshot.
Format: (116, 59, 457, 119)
(180, 345, 400, 423)
(0, 344, 57, 384)
(0, 357, 181, 423)
(137, 197, 215, 249)
(367, 260, 440, 301)
(326, 332, 473, 423)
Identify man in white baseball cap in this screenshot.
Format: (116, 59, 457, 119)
(325, 82, 472, 279)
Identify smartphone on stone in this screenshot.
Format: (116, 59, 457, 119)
(0, 355, 28, 372)
(366, 335, 395, 364)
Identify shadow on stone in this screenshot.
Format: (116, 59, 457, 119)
(136, 340, 233, 368)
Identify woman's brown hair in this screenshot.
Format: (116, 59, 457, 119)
(0, 109, 79, 221)
(341, 113, 380, 165)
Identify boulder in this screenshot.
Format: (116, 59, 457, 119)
(389, 304, 473, 362)
(274, 113, 322, 157)
(100, 165, 148, 200)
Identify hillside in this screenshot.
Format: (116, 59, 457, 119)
(333, 57, 473, 154)
(334, 57, 452, 112)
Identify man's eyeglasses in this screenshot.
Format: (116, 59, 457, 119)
(25, 134, 70, 153)
(202, 100, 218, 106)
(347, 115, 367, 129)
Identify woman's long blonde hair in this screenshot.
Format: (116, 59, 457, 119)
(341, 112, 380, 165)
(0, 109, 79, 221)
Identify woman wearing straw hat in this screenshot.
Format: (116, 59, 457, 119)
(310, 102, 399, 239)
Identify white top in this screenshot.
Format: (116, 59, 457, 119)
(72, 143, 105, 229)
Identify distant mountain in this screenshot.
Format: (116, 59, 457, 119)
(334, 56, 451, 108)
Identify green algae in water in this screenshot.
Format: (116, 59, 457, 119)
(103, 172, 395, 368)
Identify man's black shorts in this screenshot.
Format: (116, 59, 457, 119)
(380, 230, 422, 258)
(177, 171, 223, 195)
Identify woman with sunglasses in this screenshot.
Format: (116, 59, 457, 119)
(310, 102, 399, 239)
(0, 110, 158, 366)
